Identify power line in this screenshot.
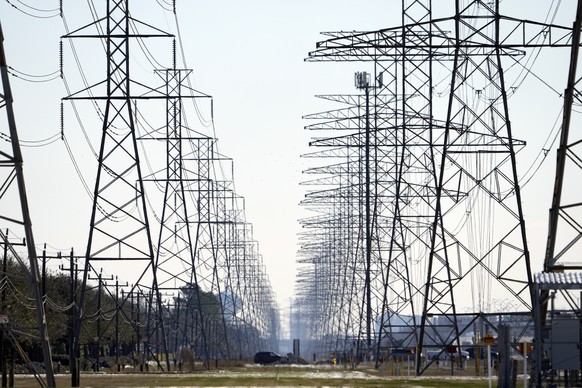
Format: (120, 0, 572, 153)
(3, 0, 59, 18)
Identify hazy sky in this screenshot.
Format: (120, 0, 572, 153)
(0, 1, 578, 317)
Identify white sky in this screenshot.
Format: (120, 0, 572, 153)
(0, 1, 579, 321)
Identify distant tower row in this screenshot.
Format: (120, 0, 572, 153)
(296, 1, 580, 379)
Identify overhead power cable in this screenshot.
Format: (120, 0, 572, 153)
(155, 0, 173, 13)
(7, 66, 60, 83)
(173, 12, 213, 129)
(518, 107, 564, 188)
(4, 0, 60, 18)
(14, 0, 59, 12)
(62, 134, 94, 203)
(0, 131, 61, 147)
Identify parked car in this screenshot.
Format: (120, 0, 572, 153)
(426, 349, 469, 361)
(464, 346, 499, 360)
(254, 351, 282, 365)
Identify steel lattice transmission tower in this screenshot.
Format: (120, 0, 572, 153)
(141, 68, 279, 364)
(542, 0, 582, 295)
(418, 1, 535, 371)
(299, 87, 401, 359)
(375, 0, 435, 363)
(300, 0, 577, 372)
(0, 23, 55, 388)
(62, 0, 173, 382)
(141, 68, 216, 368)
(533, 1, 582, 385)
(301, 0, 443, 362)
(62, 1, 280, 374)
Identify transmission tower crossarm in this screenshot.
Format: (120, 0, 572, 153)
(307, 16, 575, 62)
(61, 17, 173, 39)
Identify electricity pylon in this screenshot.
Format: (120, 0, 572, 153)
(302, 0, 577, 373)
(61, 0, 173, 384)
(542, 0, 582, 297)
(0, 22, 55, 388)
(534, 1, 582, 385)
(140, 68, 216, 369)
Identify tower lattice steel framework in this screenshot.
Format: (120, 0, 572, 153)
(0, 23, 55, 388)
(296, 0, 578, 373)
(62, 2, 279, 384)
